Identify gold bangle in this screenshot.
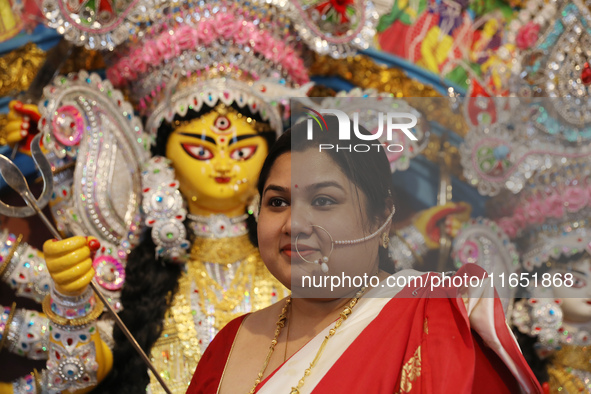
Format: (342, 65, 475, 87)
(394, 230, 424, 265)
(42, 295, 104, 327)
(0, 302, 17, 352)
(0, 234, 23, 278)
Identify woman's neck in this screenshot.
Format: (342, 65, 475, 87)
(288, 270, 389, 327)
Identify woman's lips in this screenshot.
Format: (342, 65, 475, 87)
(282, 246, 318, 258)
(214, 176, 231, 183)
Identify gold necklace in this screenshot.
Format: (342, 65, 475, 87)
(249, 297, 291, 394)
(284, 303, 291, 363)
(248, 288, 366, 394)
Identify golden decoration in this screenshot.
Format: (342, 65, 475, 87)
(0, 233, 21, 277)
(149, 236, 287, 393)
(33, 369, 41, 394)
(307, 84, 337, 97)
(148, 275, 201, 394)
(547, 344, 591, 393)
(0, 42, 104, 97)
(0, 43, 45, 97)
(0, 113, 9, 146)
(423, 318, 429, 334)
(42, 294, 104, 326)
(189, 236, 286, 330)
(0, 302, 16, 352)
(421, 134, 464, 181)
(190, 235, 258, 266)
(309, 53, 469, 137)
(399, 346, 422, 393)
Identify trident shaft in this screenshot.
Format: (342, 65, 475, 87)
(0, 134, 172, 394)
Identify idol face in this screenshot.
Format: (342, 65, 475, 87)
(552, 257, 591, 324)
(165, 108, 269, 214)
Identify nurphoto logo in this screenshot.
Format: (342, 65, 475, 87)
(304, 107, 418, 153)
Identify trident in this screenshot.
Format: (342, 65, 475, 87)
(0, 134, 172, 394)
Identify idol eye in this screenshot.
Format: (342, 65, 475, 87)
(230, 145, 257, 161)
(573, 275, 587, 289)
(214, 115, 231, 131)
(182, 144, 214, 161)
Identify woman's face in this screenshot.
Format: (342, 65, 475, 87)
(165, 109, 269, 213)
(552, 257, 591, 324)
(257, 148, 382, 297)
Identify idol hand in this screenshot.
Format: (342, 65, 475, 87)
(3, 100, 41, 147)
(43, 236, 99, 296)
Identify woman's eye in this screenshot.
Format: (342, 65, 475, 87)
(268, 198, 288, 208)
(312, 197, 335, 206)
(230, 145, 258, 161)
(182, 144, 214, 160)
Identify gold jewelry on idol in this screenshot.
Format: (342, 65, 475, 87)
(248, 287, 366, 394)
(0, 234, 22, 278)
(295, 225, 333, 273)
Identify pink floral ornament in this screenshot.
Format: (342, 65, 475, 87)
(525, 200, 545, 224)
(176, 25, 198, 50)
(512, 206, 527, 228)
(497, 217, 518, 239)
(107, 14, 309, 88)
(563, 185, 588, 212)
(196, 19, 215, 45)
(544, 192, 565, 219)
(516, 22, 541, 50)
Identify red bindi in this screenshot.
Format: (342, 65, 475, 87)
(294, 184, 298, 188)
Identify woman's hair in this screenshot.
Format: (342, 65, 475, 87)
(253, 115, 396, 272)
(96, 100, 275, 392)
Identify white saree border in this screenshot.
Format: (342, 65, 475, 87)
(257, 270, 424, 394)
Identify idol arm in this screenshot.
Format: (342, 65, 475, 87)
(0, 231, 52, 304)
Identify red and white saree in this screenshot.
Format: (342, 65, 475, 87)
(188, 264, 542, 393)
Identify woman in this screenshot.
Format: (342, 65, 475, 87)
(188, 116, 542, 393)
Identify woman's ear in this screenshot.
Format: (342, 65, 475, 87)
(373, 194, 395, 231)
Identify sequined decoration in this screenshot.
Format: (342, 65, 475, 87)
(12, 372, 38, 394)
(309, 54, 469, 136)
(7, 309, 49, 360)
(1, 233, 51, 303)
(148, 235, 287, 394)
